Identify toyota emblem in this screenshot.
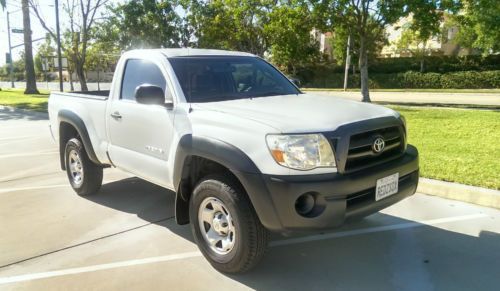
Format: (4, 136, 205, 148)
(372, 137, 385, 153)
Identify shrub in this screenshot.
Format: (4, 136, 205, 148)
(369, 55, 500, 73)
(292, 55, 500, 88)
(302, 70, 500, 89)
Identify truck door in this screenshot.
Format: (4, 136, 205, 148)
(107, 58, 175, 188)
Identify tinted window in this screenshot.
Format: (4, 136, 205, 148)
(121, 59, 167, 101)
(168, 56, 300, 102)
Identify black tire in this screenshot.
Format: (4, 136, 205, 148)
(189, 174, 269, 273)
(65, 138, 103, 196)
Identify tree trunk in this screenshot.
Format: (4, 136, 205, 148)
(22, 0, 39, 94)
(75, 61, 88, 92)
(68, 66, 75, 91)
(358, 35, 370, 102)
(420, 41, 427, 73)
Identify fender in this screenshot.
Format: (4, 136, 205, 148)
(173, 134, 283, 230)
(58, 110, 102, 169)
(173, 134, 260, 189)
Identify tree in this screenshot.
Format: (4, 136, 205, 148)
(265, 2, 321, 74)
(328, 22, 386, 69)
(395, 16, 441, 72)
(60, 30, 78, 91)
(186, 0, 271, 56)
(85, 27, 121, 71)
(315, 0, 454, 102)
(30, 0, 109, 91)
(22, 0, 39, 94)
(449, 0, 499, 54)
(102, 0, 189, 49)
(397, 2, 444, 72)
(34, 36, 56, 78)
(1, 51, 27, 82)
(0, 52, 25, 86)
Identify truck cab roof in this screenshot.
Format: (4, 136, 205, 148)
(125, 48, 256, 58)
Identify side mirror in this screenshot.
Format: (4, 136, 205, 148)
(135, 84, 165, 105)
(290, 78, 301, 88)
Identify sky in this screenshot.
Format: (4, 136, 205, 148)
(0, 0, 122, 67)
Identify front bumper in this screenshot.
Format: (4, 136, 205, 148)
(237, 145, 419, 233)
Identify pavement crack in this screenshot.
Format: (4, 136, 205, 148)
(0, 216, 175, 269)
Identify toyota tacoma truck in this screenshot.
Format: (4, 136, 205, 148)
(48, 49, 419, 273)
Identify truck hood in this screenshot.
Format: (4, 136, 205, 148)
(193, 93, 398, 133)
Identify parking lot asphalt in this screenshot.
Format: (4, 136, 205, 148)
(1, 106, 499, 291)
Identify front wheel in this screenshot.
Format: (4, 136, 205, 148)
(65, 138, 103, 196)
(190, 174, 269, 273)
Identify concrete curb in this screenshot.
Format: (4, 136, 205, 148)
(417, 178, 500, 209)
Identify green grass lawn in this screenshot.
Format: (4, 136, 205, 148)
(391, 106, 500, 189)
(0, 88, 49, 112)
(304, 88, 500, 93)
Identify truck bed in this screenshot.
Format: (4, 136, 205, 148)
(48, 90, 111, 165)
(71, 90, 110, 97)
(54, 90, 110, 99)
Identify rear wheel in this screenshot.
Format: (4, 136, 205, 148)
(190, 174, 269, 273)
(65, 138, 103, 196)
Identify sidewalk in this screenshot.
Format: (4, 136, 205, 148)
(305, 90, 500, 107)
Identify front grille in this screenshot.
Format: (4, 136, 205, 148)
(344, 126, 404, 172)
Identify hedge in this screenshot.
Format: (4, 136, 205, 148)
(303, 70, 500, 89)
(369, 55, 500, 73)
(293, 55, 500, 76)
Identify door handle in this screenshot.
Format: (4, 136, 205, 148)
(110, 112, 122, 119)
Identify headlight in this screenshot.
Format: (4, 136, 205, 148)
(266, 134, 336, 170)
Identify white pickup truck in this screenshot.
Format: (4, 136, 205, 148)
(49, 48, 419, 273)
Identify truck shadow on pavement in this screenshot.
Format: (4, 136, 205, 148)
(84, 176, 193, 239)
(86, 177, 500, 291)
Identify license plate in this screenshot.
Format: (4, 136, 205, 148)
(375, 173, 399, 201)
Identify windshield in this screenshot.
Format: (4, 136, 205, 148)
(168, 56, 301, 102)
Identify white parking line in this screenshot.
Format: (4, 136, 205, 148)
(0, 213, 488, 285)
(0, 177, 135, 193)
(0, 151, 58, 159)
(0, 184, 68, 194)
(0, 252, 203, 284)
(0, 135, 41, 142)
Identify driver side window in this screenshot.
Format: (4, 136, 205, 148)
(121, 59, 167, 101)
